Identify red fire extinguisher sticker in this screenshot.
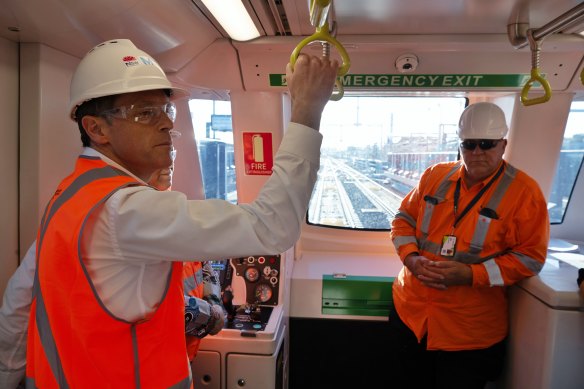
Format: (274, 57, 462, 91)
(243, 132, 273, 175)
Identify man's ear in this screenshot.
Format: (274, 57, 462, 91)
(82, 115, 109, 145)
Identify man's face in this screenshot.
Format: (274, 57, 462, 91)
(460, 138, 507, 183)
(100, 89, 175, 180)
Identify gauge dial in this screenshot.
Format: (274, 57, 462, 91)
(245, 267, 260, 282)
(255, 284, 273, 303)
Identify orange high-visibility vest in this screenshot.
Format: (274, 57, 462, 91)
(183, 261, 204, 361)
(391, 161, 548, 351)
(26, 156, 192, 389)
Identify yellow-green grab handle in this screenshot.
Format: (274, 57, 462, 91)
(520, 68, 552, 106)
(581, 67, 584, 86)
(289, 24, 351, 76)
(289, 22, 350, 100)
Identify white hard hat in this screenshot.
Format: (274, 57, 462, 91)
(457, 102, 508, 140)
(69, 39, 189, 120)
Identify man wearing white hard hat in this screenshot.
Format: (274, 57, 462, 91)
(20, 39, 338, 388)
(389, 102, 549, 388)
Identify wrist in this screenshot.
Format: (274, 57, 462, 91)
(404, 252, 419, 271)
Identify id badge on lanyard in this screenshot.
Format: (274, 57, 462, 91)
(441, 235, 457, 257)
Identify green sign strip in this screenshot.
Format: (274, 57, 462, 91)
(269, 73, 540, 88)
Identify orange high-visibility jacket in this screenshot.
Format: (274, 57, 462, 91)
(183, 261, 204, 361)
(26, 156, 191, 389)
(391, 160, 549, 351)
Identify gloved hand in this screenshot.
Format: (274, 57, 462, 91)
(185, 296, 209, 338)
(184, 296, 227, 337)
(206, 304, 226, 335)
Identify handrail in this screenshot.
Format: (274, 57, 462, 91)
(290, 0, 351, 101)
(520, 29, 552, 106)
(509, 3, 584, 49)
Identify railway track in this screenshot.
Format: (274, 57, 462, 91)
(310, 158, 406, 229)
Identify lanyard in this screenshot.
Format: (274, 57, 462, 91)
(453, 162, 505, 228)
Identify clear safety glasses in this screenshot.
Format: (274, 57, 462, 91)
(99, 102, 177, 125)
(460, 139, 501, 151)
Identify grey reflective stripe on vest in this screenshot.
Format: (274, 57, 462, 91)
(32, 166, 129, 388)
(394, 211, 416, 228)
(511, 250, 545, 273)
(168, 374, 193, 389)
(467, 165, 517, 255)
(434, 164, 461, 200)
(24, 375, 195, 389)
(392, 235, 418, 251)
(419, 164, 460, 236)
(132, 325, 141, 389)
(132, 298, 192, 389)
(183, 268, 204, 293)
(418, 238, 441, 258)
(482, 258, 504, 286)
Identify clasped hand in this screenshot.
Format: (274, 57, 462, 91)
(404, 254, 473, 290)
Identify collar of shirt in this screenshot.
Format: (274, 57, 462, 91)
(83, 147, 148, 185)
(448, 160, 506, 191)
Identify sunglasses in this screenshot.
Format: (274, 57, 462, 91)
(460, 139, 501, 151)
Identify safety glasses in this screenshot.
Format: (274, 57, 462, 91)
(460, 139, 501, 151)
(100, 102, 176, 125)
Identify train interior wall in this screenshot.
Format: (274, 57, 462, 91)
(0, 37, 19, 299)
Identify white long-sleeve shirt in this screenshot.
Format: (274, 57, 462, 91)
(0, 243, 35, 389)
(0, 122, 322, 388)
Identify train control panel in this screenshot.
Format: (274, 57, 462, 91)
(212, 255, 281, 333)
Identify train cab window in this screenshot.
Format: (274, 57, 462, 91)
(189, 99, 237, 203)
(307, 96, 467, 230)
(548, 100, 584, 224)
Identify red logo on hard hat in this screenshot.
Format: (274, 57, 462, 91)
(122, 55, 140, 67)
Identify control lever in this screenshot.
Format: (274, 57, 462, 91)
(250, 304, 262, 322)
(222, 286, 235, 322)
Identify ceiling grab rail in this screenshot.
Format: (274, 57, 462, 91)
(508, 3, 584, 105)
(520, 29, 552, 106)
(290, 0, 351, 101)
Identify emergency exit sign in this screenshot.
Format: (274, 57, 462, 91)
(243, 132, 273, 176)
(269, 73, 538, 88)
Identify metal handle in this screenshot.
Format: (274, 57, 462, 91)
(520, 29, 552, 106)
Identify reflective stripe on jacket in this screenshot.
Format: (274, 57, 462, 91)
(26, 156, 191, 389)
(390, 160, 549, 351)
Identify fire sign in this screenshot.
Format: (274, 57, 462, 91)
(243, 132, 273, 175)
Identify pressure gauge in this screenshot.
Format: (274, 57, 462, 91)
(245, 267, 260, 282)
(255, 284, 273, 303)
